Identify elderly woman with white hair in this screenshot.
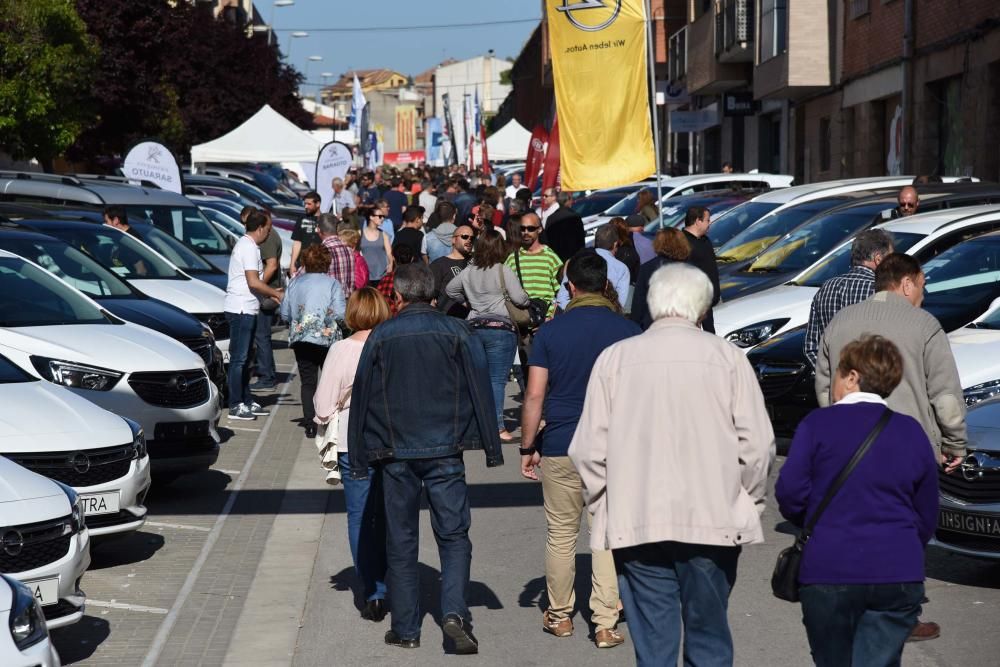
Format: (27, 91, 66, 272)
(569, 263, 774, 667)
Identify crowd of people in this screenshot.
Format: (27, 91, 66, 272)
(216, 169, 958, 664)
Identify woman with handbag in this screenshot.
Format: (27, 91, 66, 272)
(313, 287, 391, 622)
(775, 335, 939, 667)
(279, 244, 347, 438)
(446, 228, 530, 441)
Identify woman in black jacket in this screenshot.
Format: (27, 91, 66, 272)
(630, 228, 690, 330)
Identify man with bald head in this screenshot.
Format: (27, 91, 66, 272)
(896, 186, 919, 217)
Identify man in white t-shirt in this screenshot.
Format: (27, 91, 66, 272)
(505, 173, 523, 201)
(225, 211, 285, 421)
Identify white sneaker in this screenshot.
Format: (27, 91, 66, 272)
(228, 404, 256, 421)
(248, 401, 270, 416)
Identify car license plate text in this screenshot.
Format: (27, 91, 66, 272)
(939, 509, 1000, 537)
(25, 578, 59, 606)
(81, 491, 121, 516)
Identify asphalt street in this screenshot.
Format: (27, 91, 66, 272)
(48, 336, 1000, 665)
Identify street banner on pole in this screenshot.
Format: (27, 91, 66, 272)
(546, 0, 655, 190)
(541, 117, 560, 192)
(427, 117, 444, 166)
(524, 125, 548, 190)
(359, 102, 371, 167)
(349, 74, 367, 144)
(314, 141, 353, 213)
(122, 140, 183, 193)
(442, 93, 459, 166)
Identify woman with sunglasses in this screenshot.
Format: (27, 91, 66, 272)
(359, 205, 394, 287)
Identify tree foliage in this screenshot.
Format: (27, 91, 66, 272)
(0, 0, 98, 169)
(69, 0, 312, 164)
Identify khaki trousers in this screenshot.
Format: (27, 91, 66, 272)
(541, 456, 619, 630)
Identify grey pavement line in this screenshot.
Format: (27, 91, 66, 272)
(86, 599, 169, 614)
(144, 520, 212, 532)
(139, 371, 294, 667)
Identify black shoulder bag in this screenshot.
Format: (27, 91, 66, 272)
(771, 407, 892, 602)
(511, 250, 549, 329)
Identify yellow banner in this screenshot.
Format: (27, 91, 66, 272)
(546, 0, 655, 191)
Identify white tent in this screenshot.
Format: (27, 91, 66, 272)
(486, 120, 531, 162)
(190, 104, 325, 166)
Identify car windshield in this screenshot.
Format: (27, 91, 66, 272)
(707, 202, 779, 249)
(201, 179, 281, 207)
(200, 207, 244, 237)
(0, 352, 35, 383)
(125, 205, 230, 254)
(975, 303, 1000, 329)
(0, 257, 113, 326)
(137, 225, 219, 273)
(746, 203, 889, 273)
(0, 238, 134, 298)
(604, 190, 645, 216)
(794, 232, 925, 287)
(923, 236, 1000, 297)
(715, 198, 848, 263)
(643, 198, 743, 234)
(48, 226, 183, 279)
(573, 190, 634, 217)
(199, 199, 246, 219)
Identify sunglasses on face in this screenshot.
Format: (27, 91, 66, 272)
(520, 225, 540, 233)
(372, 213, 385, 219)
(899, 202, 916, 208)
(454, 234, 473, 240)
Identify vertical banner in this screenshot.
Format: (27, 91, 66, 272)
(442, 93, 459, 166)
(123, 140, 183, 193)
(350, 74, 367, 144)
(395, 106, 417, 152)
(524, 125, 548, 190)
(315, 141, 354, 213)
(360, 102, 371, 168)
(541, 117, 560, 192)
(546, 0, 655, 190)
(480, 123, 491, 176)
(427, 117, 444, 166)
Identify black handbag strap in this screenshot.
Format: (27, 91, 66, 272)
(512, 248, 525, 284)
(799, 407, 892, 544)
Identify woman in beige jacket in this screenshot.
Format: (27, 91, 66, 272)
(569, 262, 774, 667)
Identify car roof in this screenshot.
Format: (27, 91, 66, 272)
(657, 172, 794, 190)
(0, 226, 66, 243)
(875, 204, 1000, 235)
(0, 171, 193, 206)
(744, 176, 975, 206)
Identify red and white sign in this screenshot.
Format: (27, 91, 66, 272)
(383, 151, 426, 165)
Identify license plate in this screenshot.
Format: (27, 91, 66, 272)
(80, 491, 121, 516)
(939, 509, 1000, 538)
(222, 350, 230, 363)
(24, 578, 59, 606)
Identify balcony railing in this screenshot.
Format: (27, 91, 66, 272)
(715, 0, 755, 55)
(668, 26, 687, 82)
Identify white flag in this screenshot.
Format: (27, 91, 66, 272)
(349, 75, 367, 144)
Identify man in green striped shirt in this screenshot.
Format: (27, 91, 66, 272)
(505, 212, 563, 314)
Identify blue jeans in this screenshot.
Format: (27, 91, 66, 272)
(225, 312, 257, 409)
(800, 582, 924, 667)
(382, 455, 471, 640)
(253, 307, 276, 384)
(472, 327, 517, 430)
(337, 453, 386, 601)
(615, 541, 740, 667)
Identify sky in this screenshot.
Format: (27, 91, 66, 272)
(264, 0, 542, 93)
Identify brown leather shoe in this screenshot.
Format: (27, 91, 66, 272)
(595, 628, 625, 648)
(906, 621, 941, 642)
(542, 610, 573, 637)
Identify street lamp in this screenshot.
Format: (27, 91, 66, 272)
(319, 72, 334, 105)
(266, 0, 294, 46)
(286, 31, 308, 62)
(303, 55, 322, 96)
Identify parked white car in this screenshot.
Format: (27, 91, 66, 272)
(0, 351, 150, 536)
(715, 205, 1000, 350)
(0, 457, 90, 630)
(0, 250, 222, 477)
(948, 292, 1000, 407)
(0, 575, 61, 666)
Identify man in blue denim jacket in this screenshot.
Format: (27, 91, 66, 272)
(348, 262, 503, 655)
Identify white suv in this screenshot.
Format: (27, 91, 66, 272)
(0, 457, 90, 630)
(0, 251, 222, 478)
(0, 351, 150, 536)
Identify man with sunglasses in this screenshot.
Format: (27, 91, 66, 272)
(505, 212, 562, 323)
(430, 224, 474, 318)
(895, 186, 920, 218)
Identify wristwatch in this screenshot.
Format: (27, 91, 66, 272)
(518, 446, 536, 456)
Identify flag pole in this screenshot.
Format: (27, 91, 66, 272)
(644, 0, 664, 227)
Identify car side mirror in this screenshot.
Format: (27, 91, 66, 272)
(880, 208, 896, 221)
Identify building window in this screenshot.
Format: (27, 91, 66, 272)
(849, 0, 871, 19)
(759, 0, 787, 63)
(936, 78, 964, 176)
(819, 117, 832, 172)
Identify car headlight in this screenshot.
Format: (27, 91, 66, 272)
(725, 319, 790, 349)
(122, 416, 147, 460)
(4, 575, 48, 650)
(200, 323, 216, 345)
(964, 379, 1000, 407)
(30, 356, 122, 391)
(53, 481, 85, 534)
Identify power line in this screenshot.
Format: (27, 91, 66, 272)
(273, 18, 541, 32)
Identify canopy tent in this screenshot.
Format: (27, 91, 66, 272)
(486, 120, 531, 162)
(190, 104, 324, 166)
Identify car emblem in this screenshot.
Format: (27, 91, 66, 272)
(961, 452, 991, 481)
(556, 0, 622, 33)
(71, 452, 91, 474)
(171, 375, 190, 393)
(2, 530, 24, 557)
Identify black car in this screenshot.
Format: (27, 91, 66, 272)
(0, 227, 226, 400)
(719, 186, 1000, 302)
(749, 231, 1000, 438)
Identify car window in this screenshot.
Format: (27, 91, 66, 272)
(716, 198, 849, 263)
(137, 225, 219, 272)
(55, 227, 182, 279)
(0, 257, 112, 326)
(126, 206, 229, 254)
(913, 221, 1000, 262)
(795, 232, 924, 287)
(707, 202, 779, 249)
(0, 352, 35, 383)
(604, 190, 642, 216)
(924, 237, 1000, 294)
(0, 239, 133, 297)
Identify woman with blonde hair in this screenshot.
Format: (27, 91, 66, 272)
(630, 227, 691, 330)
(314, 287, 391, 622)
(635, 188, 659, 222)
(338, 224, 369, 289)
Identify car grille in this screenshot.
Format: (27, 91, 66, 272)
(84, 510, 138, 531)
(129, 370, 209, 408)
(753, 361, 807, 399)
(195, 313, 229, 341)
(0, 515, 72, 573)
(43, 599, 82, 621)
(5, 443, 134, 488)
(939, 469, 1000, 503)
(180, 336, 213, 365)
(935, 530, 1000, 553)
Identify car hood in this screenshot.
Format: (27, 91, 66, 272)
(746, 324, 809, 361)
(128, 278, 225, 315)
(0, 381, 131, 452)
(948, 327, 1000, 388)
(185, 271, 229, 292)
(97, 297, 204, 339)
(0, 457, 67, 508)
(714, 285, 816, 338)
(0, 321, 203, 372)
(966, 399, 1000, 454)
(719, 271, 796, 301)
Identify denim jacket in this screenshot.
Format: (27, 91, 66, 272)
(347, 303, 504, 478)
(279, 273, 346, 347)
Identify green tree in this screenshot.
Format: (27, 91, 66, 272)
(0, 0, 98, 171)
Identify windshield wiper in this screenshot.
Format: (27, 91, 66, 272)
(716, 255, 739, 263)
(748, 266, 785, 273)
